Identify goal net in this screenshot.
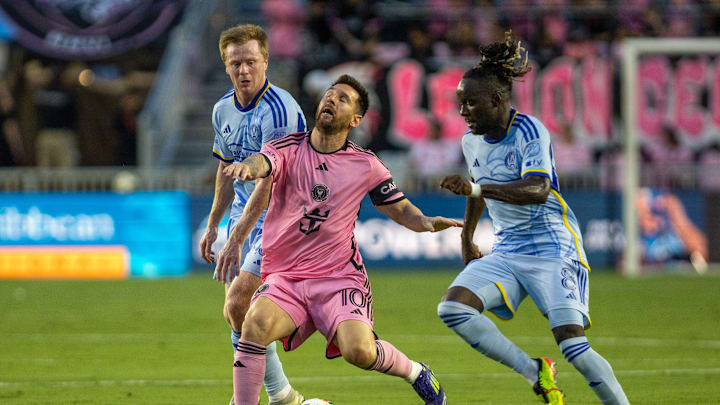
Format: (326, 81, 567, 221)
(621, 38, 720, 276)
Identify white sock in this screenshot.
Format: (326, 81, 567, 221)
(266, 383, 292, 402)
(560, 337, 629, 405)
(404, 361, 423, 383)
(438, 301, 538, 384)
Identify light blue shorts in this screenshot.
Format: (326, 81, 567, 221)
(212, 217, 263, 284)
(450, 252, 591, 328)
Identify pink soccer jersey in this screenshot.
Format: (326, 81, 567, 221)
(259, 132, 405, 279)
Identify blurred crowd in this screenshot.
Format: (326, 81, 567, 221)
(0, 45, 158, 168)
(3, 0, 720, 193)
(265, 0, 720, 67)
(259, 0, 720, 191)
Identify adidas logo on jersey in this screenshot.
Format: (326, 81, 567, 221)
(351, 309, 363, 315)
(316, 162, 328, 171)
(473, 159, 480, 168)
(222, 124, 231, 134)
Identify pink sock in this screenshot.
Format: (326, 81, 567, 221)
(367, 340, 413, 378)
(233, 340, 267, 405)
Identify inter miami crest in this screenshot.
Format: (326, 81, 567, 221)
(299, 207, 330, 235)
(311, 184, 329, 202)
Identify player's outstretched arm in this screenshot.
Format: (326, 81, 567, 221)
(442, 174, 551, 205)
(222, 153, 271, 180)
(200, 161, 235, 264)
(215, 176, 272, 283)
(376, 198, 463, 232)
(461, 196, 486, 264)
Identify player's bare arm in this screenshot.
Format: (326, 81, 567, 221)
(375, 198, 463, 232)
(441, 174, 550, 205)
(461, 196, 486, 264)
(215, 176, 272, 283)
(200, 161, 235, 264)
(223, 153, 271, 180)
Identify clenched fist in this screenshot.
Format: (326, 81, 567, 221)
(440, 175, 472, 196)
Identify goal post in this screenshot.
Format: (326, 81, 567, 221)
(620, 38, 720, 277)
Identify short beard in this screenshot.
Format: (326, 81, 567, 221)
(316, 114, 348, 135)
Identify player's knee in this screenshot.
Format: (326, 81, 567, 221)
(341, 340, 377, 369)
(440, 286, 485, 313)
(552, 324, 585, 344)
(225, 293, 251, 330)
(240, 311, 272, 343)
(437, 300, 481, 329)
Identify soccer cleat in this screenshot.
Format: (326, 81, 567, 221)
(532, 357, 564, 404)
(268, 388, 304, 405)
(411, 363, 447, 405)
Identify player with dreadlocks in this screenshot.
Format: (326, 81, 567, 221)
(438, 32, 630, 405)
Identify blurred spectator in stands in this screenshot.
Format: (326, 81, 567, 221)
(699, 0, 720, 35)
(551, 123, 592, 178)
(541, 0, 569, 47)
(408, 117, 461, 189)
(25, 60, 80, 167)
(112, 88, 143, 166)
(327, 0, 382, 61)
(407, 24, 435, 70)
(616, 0, 651, 37)
(665, 0, 699, 37)
(471, 0, 503, 45)
(646, 126, 694, 188)
(262, 0, 305, 59)
(445, 18, 477, 57)
(305, 0, 338, 65)
(499, 0, 537, 40)
(0, 76, 22, 166)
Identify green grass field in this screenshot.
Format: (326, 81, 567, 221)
(1, 270, 720, 404)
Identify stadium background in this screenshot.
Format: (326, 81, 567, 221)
(0, 0, 719, 403)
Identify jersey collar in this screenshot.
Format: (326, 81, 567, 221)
(483, 108, 518, 144)
(234, 78, 270, 112)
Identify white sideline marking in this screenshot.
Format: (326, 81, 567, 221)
(2, 368, 720, 388)
(3, 333, 720, 349)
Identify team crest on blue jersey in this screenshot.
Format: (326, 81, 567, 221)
(504, 151, 517, 171)
(250, 125, 261, 142)
(311, 184, 329, 202)
(523, 141, 541, 158)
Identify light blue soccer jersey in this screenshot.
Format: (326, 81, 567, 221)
(461, 109, 590, 270)
(212, 78, 306, 221)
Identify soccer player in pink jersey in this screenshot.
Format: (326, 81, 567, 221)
(218, 75, 459, 405)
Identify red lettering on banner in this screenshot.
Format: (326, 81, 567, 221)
(540, 59, 575, 135)
(637, 57, 669, 140)
(712, 59, 720, 132)
(511, 61, 537, 116)
(580, 57, 612, 141)
(387, 60, 430, 144)
(674, 58, 707, 141)
(427, 67, 465, 140)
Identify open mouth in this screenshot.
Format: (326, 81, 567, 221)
(320, 107, 334, 118)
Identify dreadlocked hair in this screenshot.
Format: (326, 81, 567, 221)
(464, 31, 531, 91)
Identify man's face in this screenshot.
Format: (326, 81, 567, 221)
(456, 77, 501, 135)
(315, 83, 362, 134)
(224, 40, 268, 104)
